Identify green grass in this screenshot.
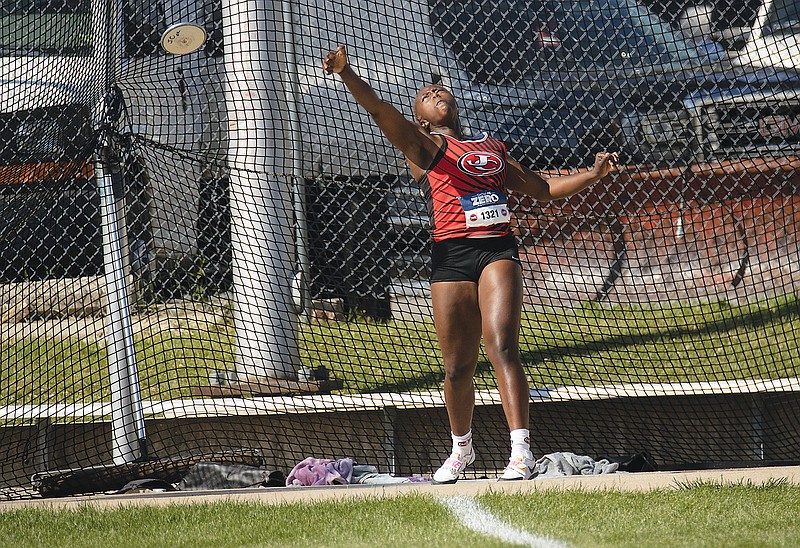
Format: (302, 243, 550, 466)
(1, 482, 799, 547)
(1, 294, 798, 404)
(484, 480, 800, 547)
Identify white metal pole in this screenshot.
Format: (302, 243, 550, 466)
(97, 0, 146, 465)
(281, 0, 311, 323)
(97, 133, 147, 465)
(223, 0, 299, 379)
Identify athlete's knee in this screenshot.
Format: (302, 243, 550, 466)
(442, 360, 476, 383)
(484, 338, 520, 367)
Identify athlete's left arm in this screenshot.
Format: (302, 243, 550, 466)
(504, 152, 618, 201)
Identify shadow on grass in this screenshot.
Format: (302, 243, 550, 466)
(521, 295, 800, 366)
(364, 355, 498, 394)
(350, 295, 800, 394)
(368, 369, 444, 393)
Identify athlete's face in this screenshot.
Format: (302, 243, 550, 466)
(414, 85, 458, 130)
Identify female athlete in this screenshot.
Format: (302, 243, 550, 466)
(323, 46, 618, 482)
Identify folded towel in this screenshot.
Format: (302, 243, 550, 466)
(286, 457, 354, 486)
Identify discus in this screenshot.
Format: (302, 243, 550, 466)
(160, 23, 207, 55)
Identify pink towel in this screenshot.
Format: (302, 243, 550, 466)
(286, 457, 354, 486)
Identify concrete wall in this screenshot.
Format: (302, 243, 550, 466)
(4, 390, 800, 496)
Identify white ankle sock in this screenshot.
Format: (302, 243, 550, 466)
(510, 428, 531, 457)
(451, 431, 473, 455)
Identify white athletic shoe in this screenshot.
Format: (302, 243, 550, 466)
(499, 452, 536, 481)
(432, 450, 476, 484)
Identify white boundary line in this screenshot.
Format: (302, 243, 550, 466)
(438, 495, 567, 548)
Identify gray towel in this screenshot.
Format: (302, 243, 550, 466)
(351, 464, 430, 484)
(533, 452, 619, 477)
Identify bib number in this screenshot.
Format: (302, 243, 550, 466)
(459, 190, 511, 228)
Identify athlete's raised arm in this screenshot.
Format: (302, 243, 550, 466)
(323, 46, 441, 175)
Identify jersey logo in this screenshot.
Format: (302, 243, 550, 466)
(456, 151, 504, 176)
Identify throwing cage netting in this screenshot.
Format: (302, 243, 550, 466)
(1, 0, 799, 498)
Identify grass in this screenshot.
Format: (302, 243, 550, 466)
(484, 480, 800, 547)
(1, 482, 799, 547)
(1, 293, 798, 404)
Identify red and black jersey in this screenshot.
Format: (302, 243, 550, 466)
(417, 132, 512, 242)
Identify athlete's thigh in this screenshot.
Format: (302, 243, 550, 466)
(477, 260, 523, 350)
(431, 281, 482, 365)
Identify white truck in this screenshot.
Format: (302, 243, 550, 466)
(0, 0, 107, 281)
(726, 0, 800, 69)
(0, 0, 222, 294)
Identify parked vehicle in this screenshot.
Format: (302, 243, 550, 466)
(683, 0, 800, 162)
(115, 0, 230, 297)
(2, 0, 797, 309)
(295, 0, 800, 297)
(299, 0, 800, 174)
(727, 0, 800, 70)
(0, 0, 227, 294)
(0, 0, 105, 281)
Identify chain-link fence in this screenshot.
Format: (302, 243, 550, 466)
(1, 0, 799, 498)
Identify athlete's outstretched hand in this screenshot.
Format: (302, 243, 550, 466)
(591, 151, 619, 178)
(323, 45, 348, 75)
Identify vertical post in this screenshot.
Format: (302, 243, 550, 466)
(751, 394, 765, 462)
(383, 407, 397, 475)
(223, 0, 299, 379)
(281, 0, 311, 322)
(97, 126, 147, 464)
(96, 0, 147, 465)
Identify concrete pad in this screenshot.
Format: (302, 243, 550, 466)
(1, 465, 799, 512)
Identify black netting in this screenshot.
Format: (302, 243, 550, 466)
(1, 0, 799, 498)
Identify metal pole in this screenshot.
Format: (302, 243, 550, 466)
(97, 126, 147, 464)
(97, 0, 147, 464)
(223, 0, 299, 379)
(281, 0, 311, 322)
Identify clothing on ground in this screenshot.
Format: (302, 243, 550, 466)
(286, 459, 430, 486)
(286, 457, 354, 486)
(533, 452, 619, 477)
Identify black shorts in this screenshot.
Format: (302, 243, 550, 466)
(430, 235, 521, 283)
